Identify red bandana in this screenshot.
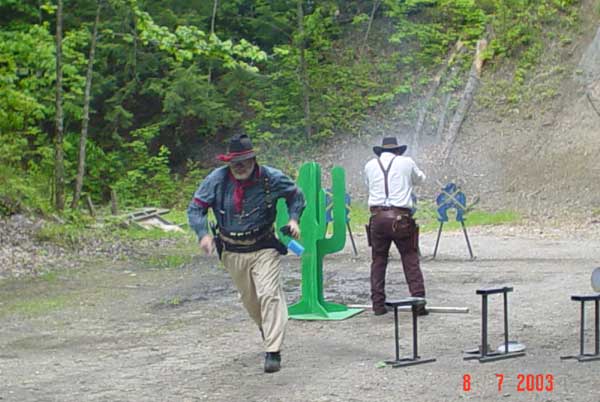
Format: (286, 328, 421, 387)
(229, 167, 260, 213)
(217, 150, 255, 162)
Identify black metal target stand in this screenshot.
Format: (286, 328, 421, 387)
(384, 298, 436, 368)
(464, 286, 526, 363)
(561, 294, 600, 363)
(432, 220, 474, 260)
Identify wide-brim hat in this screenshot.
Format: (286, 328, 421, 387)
(373, 136, 407, 156)
(217, 134, 256, 162)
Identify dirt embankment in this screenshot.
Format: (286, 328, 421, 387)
(0, 214, 184, 279)
(323, 1, 600, 221)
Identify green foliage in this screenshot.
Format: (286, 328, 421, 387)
(0, 24, 58, 174)
(113, 141, 178, 208)
(482, 0, 579, 104)
(158, 66, 241, 136)
(385, 0, 486, 66)
(35, 222, 84, 248)
(130, 0, 267, 70)
(0, 165, 51, 216)
(0, 0, 582, 217)
(174, 161, 210, 209)
(1, 295, 70, 317)
(246, 4, 409, 145)
(145, 254, 192, 269)
(34, 210, 96, 246)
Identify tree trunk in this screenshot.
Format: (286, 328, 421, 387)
(110, 188, 119, 215)
(207, 0, 218, 84)
(442, 39, 488, 161)
(132, 6, 138, 82)
(362, 0, 382, 55)
(85, 194, 96, 217)
(71, 1, 101, 209)
(54, 0, 65, 212)
(411, 41, 465, 154)
(296, 0, 312, 138)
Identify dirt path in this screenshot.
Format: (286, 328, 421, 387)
(1, 228, 599, 402)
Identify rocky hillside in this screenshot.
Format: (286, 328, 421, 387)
(326, 0, 600, 221)
(449, 2, 600, 218)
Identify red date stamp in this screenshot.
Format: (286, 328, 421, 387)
(463, 374, 554, 392)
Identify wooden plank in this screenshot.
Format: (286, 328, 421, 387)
(347, 304, 469, 314)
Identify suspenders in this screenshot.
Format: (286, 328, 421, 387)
(375, 155, 398, 204)
(216, 166, 275, 234)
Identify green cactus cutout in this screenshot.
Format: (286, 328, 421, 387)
(276, 162, 363, 320)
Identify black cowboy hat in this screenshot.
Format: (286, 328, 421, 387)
(217, 134, 256, 162)
(373, 137, 407, 156)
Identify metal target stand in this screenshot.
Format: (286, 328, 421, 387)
(433, 220, 474, 260)
(384, 298, 436, 368)
(561, 294, 600, 363)
(464, 286, 526, 363)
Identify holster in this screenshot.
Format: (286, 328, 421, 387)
(411, 222, 420, 251)
(214, 236, 224, 260)
(392, 214, 412, 239)
(210, 223, 224, 260)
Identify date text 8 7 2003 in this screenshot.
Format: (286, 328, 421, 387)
(462, 373, 554, 392)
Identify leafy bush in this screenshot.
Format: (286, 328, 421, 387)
(0, 165, 51, 216)
(113, 144, 178, 208)
(0, 0, 582, 217)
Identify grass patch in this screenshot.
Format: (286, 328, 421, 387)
(1, 294, 70, 317)
(419, 210, 521, 232)
(164, 296, 182, 306)
(348, 201, 520, 233)
(156, 204, 521, 243)
(162, 209, 190, 226)
(114, 225, 189, 241)
(35, 215, 193, 248)
(145, 254, 192, 269)
(348, 203, 371, 233)
(38, 271, 59, 283)
(35, 222, 85, 248)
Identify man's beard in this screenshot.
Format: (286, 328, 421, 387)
(231, 162, 255, 180)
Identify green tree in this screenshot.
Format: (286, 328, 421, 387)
(54, 0, 65, 211)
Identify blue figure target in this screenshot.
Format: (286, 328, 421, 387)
(436, 183, 466, 222)
(433, 183, 474, 260)
(325, 190, 357, 256)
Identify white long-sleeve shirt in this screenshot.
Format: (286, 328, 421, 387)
(364, 152, 426, 208)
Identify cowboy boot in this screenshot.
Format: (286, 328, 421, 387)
(264, 351, 281, 373)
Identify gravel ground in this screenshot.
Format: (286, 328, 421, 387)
(1, 224, 599, 402)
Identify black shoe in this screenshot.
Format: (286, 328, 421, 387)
(264, 352, 281, 373)
(373, 306, 388, 316)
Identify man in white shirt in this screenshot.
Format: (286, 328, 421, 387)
(364, 137, 427, 316)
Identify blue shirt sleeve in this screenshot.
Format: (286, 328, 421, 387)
(268, 167, 305, 221)
(187, 168, 222, 239)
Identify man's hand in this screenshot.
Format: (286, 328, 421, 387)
(287, 219, 301, 240)
(199, 235, 214, 255)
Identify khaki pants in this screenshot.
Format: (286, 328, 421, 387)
(222, 248, 288, 352)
